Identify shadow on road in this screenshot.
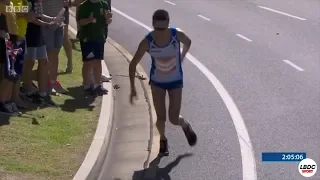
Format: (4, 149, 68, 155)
(131, 153, 193, 180)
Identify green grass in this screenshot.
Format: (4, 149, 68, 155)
(0, 42, 101, 180)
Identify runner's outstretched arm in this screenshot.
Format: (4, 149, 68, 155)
(129, 38, 148, 96)
(177, 31, 191, 62)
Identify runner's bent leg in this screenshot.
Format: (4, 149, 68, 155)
(168, 87, 197, 146)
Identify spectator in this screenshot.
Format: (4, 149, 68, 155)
(76, 0, 112, 96)
(11, 0, 36, 110)
(42, 0, 67, 94)
(22, 0, 58, 106)
(0, 0, 20, 115)
(74, 0, 112, 83)
(63, 5, 73, 73)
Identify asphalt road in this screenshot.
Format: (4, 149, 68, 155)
(75, 0, 320, 179)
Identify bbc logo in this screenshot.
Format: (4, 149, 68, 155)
(6, 6, 29, 13)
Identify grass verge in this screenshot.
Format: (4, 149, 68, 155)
(0, 42, 101, 180)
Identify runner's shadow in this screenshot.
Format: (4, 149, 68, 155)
(59, 86, 96, 112)
(132, 153, 193, 180)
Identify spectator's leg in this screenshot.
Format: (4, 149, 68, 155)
(0, 43, 17, 115)
(100, 25, 112, 82)
(64, 10, 73, 73)
(12, 39, 27, 109)
(22, 47, 36, 94)
(80, 40, 95, 95)
(45, 27, 67, 94)
(37, 45, 49, 94)
(92, 40, 108, 95)
(37, 45, 57, 107)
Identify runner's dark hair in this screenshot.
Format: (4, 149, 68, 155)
(152, 9, 169, 31)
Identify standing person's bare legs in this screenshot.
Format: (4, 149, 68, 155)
(44, 27, 67, 94)
(63, 25, 73, 73)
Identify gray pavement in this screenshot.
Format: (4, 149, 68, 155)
(96, 42, 151, 180)
(104, 0, 320, 180)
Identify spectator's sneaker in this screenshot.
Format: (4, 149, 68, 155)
(84, 87, 97, 97)
(20, 84, 38, 96)
(26, 93, 44, 105)
(0, 102, 18, 116)
(7, 102, 22, 115)
(94, 85, 108, 96)
(101, 74, 112, 82)
(159, 139, 169, 156)
(51, 81, 68, 94)
(181, 117, 197, 146)
(42, 95, 59, 107)
(14, 98, 29, 110)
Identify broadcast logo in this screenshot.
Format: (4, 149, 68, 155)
(298, 158, 317, 177)
(6, 5, 28, 13)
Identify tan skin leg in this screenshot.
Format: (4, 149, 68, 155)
(168, 87, 183, 126)
(151, 85, 167, 140)
(63, 26, 73, 72)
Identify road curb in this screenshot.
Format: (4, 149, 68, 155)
(106, 38, 159, 177)
(67, 18, 115, 180)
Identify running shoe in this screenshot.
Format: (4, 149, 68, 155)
(181, 117, 197, 146)
(159, 139, 169, 156)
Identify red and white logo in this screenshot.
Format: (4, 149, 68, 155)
(298, 158, 317, 177)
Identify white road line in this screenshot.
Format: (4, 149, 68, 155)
(257, 6, 307, 21)
(197, 14, 211, 21)
(176, 28, 183, 32)
(164, 0, 176, 5)
(283, 60, 304, 71)
(236, 34, 252, 42)
(112, 7, 257, 180)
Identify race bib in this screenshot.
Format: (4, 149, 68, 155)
(155, 56, 177, 73)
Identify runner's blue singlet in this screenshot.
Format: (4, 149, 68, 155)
(146, 28, 183, 90)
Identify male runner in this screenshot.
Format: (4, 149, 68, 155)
(129, 9, 197, 156)
(77, 0, 112, 96)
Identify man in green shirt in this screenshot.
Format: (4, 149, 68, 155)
(77, 0, 112, 96)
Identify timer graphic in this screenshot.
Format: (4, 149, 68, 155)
(262, 152, 307, 162)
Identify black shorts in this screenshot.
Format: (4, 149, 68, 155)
(80, 40, 105, 62)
